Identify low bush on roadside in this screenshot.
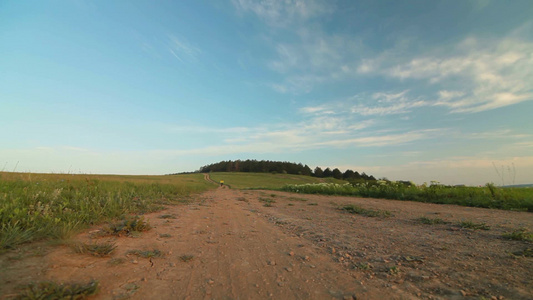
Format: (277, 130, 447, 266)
(102, 216, 151, 236)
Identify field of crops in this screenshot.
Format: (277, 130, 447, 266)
(280, 181, 533, 211)
(0, 172, 214, 249)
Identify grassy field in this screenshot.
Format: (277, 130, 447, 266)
(208, 172, 346, 189)
(0, 172, 214, 249)
(280, 182, 533, 211)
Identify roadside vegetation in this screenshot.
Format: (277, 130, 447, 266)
(0, 172, 213, 249)
(280, 182, 533, 211)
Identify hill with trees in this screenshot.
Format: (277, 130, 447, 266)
(197, 159, 376, 181)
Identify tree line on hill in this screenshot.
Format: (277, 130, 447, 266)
(197, 160, 376, 181)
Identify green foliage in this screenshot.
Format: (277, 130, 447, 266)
(341, 204, 392, 218)
(503, 228, 533, 242)
(280, 181, 533, 211)
(16, 280, 98, 299)
(0, 172, 211, 249)
(71, 242, 116, 257)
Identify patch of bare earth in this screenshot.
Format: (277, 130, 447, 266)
(1, 187, 532, 299)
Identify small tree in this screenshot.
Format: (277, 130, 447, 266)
(332, 168, 343, 179)
(313, 167, 324, 177)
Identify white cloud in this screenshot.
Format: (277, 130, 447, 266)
(360, 32, 533, 113)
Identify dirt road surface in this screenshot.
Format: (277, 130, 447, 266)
(1, 185, 532, 299)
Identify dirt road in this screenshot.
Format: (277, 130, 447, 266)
(1, 186, 532, 299)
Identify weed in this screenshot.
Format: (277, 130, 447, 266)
(16, 280, 98, 299)
(458, 221, 490, 230)
(159, 233, 172, 238)
(236, 197, 248, 202)
(127, 249, 163, 258)
(158, 214, 177, 219)
(103, 216, 151, 236)
(416, 217, 448, 225)
(388, 266, 401, 275)
(341, 205, 392, 218)
(308, 203, 318, 206)
(512, 248, 533, 257)
(287, 197, 308, 202)
(71, 242, 116, 257)
(179, 254, 194, 262)
(503, 228, 533, 242)
(355, 263, 371, 270)
(259, 197, 276, 207)
(270, 194, 277, 198)
(287, 203, 295, 206)
(107, 258, 126, 265)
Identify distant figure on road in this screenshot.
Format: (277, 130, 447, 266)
(220, 180, 224, 187)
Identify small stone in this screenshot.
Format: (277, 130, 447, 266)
(208, 279, 214, 285)
(304, 256, 310, 261)
(168, 251, 172, 255)
(278, 282, 285, 287)
(289, 251, 295, 256)
(331, 247, 336, 254)
(255, 284, 259, 288)
(141, 277, 147, 282)
(268, 260, 276, 266)
(285, 267, 293, 272)
(309, 265, 316, 268)
(460, 290, 467, 297)
(132, 260, 139, 264)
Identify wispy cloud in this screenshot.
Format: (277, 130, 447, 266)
(232, 0, 332, 27)
(300, 90, 430, 117)
(167, 34, 201, 62)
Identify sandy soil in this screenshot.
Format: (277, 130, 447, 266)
(1, 185, 532, 299)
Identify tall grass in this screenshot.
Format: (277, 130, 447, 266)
(0, 172, 212, 249)
(280, 182, 533, 212)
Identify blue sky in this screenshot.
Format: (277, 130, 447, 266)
(1, 0, 532, 185)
